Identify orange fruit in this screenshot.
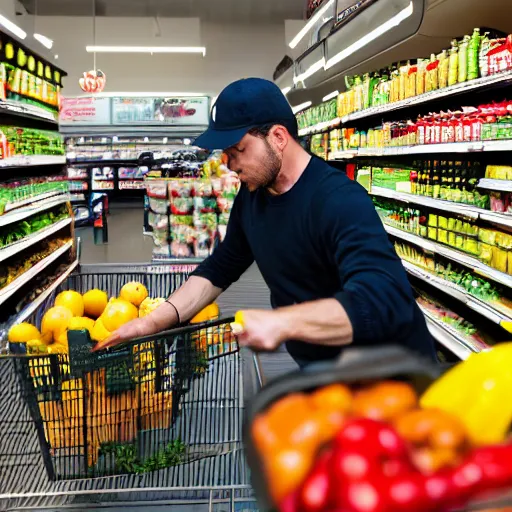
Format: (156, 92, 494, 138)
(266, 447, 312, 503)
(68, 316, 95, 336)
(55, 290, 84, 317)
(311, 383, 353, 413)
(412, 446, 459, 474)
(41, 306, 73, 343)
(394, 409, 438, 445)
(139, 297, 165, 317)
(120, 281, 148, 307)
(101, 299, 138, 332)
(8, 322, 41, 343)
(90, 317, 112, 343)
(83, 289, 108, 319)
(252, 415, 279, 452)
(190, 303, 220, 323)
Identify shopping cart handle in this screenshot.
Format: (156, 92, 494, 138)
(105, 316, 236, 352)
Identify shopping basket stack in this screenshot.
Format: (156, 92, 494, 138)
(0, 264, 257, 511)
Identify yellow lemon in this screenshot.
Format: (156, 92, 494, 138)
(41, 306, 73, 343)
(68, 316, 95, 336)
(101, 299, 138, 332)
(91, 317, 112, 343)
(8, 322, 41, 343)
(190, 303, 220, 324)
(83, 289, 108, 318)
(55, 290, 84, 317)
(120, 281, 149, 307)
(139, 297, 165, 318)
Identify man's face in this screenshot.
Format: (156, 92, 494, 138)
(223, 131, 282, 192)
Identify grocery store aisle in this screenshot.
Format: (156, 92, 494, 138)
(77, 202, 153, 264)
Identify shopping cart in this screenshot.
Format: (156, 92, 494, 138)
(0, 263, 262, 511)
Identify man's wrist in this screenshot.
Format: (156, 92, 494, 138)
(275, 308, 295, 343)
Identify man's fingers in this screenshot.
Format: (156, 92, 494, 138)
(92, 332, 122, 352)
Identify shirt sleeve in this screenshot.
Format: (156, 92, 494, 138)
(317, 181, 416, 344)
(191, 192, 254, 290)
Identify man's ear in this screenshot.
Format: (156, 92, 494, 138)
(269, 125, 289, 151)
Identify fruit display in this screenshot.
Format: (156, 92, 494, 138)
(0, 126, 64, 159)
(147, 173, 239, 260)
(0, 236, 70, 291)
(250, 344, 512, 511)
(0, 176, 68, 214)
(0, 204, 68, 248)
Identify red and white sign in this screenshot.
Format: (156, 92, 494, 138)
(60, 96, 111, 125)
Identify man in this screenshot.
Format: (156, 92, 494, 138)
(96, 78, 436, 366)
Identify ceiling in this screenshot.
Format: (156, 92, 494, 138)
(20, 0, 305, 22)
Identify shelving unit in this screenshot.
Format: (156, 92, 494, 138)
(0, 241, 74, 306)
(0, 155, 65, 168)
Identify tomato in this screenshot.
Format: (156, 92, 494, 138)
(465, 445, 512, 491)
(331, 447, 380, 481)
(336, 480, 390, 512)
(424, 470, 463, 509)
(299, 450, 332, 512)
(382, 458, 415, 478)
(311, 383, 353, 414)
(279, 492, 298, 512)
(266, 447, 313, 503)
(336, 418, 408, 460)
(388, 473, 430, 511)
(451, 459, 484, 498)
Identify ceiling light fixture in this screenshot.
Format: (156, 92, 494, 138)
(0, 14, 27, 39)
(34, 33, 53, 49)
(325, 1, 414, 70)
(86, 46, 206, 56)
(281, 86, 292, 96)
(289, 0, 335, 49)
(92, 91, 206, 97)
(322, 90, 339, 102)
(294, 57, 325, 84)
(292, 101, 312, 114)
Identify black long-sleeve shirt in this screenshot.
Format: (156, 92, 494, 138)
(192, 156, 436, 363)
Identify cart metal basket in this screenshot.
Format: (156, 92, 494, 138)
(0, 263, 261, 511)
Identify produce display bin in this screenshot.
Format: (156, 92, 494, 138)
(0, 263, 260, 511)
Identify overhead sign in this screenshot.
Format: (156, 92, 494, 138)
(60, 96, 111, 124)
(112, 97, 210, 126)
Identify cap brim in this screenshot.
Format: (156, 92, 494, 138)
(193, 126, 252, 151)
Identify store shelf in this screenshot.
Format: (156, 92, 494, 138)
(70, 194, 86, 202)
(384, 224, 512, 290)
(371, 187, 480, 219)
(14, 258, 79, 325)
(298, 117, 341, 137)
(328, 150, 358, 160)
(0, 155, 65, 168)
(0, 218, 72, 264)
(403, 260, 512, 325)
(478, 179, 512, 192)
(0, 99, 58, 124)
(0, 195, 69, 227)
(0, 241, 73, 306)
(421, 306, 479, 360)
(372, 187, 512, 229)
(4, 190, 66, 213)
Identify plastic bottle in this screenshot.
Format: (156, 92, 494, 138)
(468, 28, 481, 81)
(458, 35, 470, 83)
(438, 50, 449, 89)
(448, 40, 459, 86)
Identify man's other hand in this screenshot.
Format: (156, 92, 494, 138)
(235, 309, 288, 352)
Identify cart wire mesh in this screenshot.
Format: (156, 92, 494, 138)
(0, 264, 260, 511)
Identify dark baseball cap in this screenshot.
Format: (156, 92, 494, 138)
(193, 77, 297, 150)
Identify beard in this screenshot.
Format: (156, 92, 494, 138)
(256, 139, 282, 190)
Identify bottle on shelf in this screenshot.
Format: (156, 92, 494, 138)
(432, 160, 441, 199)
(468, 28, 481, 81)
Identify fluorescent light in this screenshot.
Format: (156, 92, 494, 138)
(0, 15, 26, 39)
(325, 1, 414, 70)
(322, 90, 339, 102)
(34, 33, 53, 49)
(183, 138, 191, 145)
(294, 57, 325, 84)
(289, 0, 334, 49)
(91, 92, 206, 97)
(292, 101, 312, 114)
(86, 46, 206, 56)
(281, 86, 292, 96)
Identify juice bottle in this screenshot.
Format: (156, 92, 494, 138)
(448, 40, 459, 86)
(438, 50, 449, 89)
(458, 35, 470, 83)
(468, 28, 481, 80)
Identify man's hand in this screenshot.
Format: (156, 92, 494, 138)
(236, 309, 289, 352)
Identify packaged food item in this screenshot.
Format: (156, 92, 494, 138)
(448, 40, 459, 86)
(170, 197, 193, 215)
(438, 50, 449, 89)
(468, 27, 481, 80)
(169, 180, 193, 198)
(148, 197, 168, 215)
(458, 35, 470, 83)
(416, 59, 427, 95)
(486, 35, 512, 76)
(425, 55, 439, 92)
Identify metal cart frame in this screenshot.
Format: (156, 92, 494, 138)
(0, 262, 263, 512)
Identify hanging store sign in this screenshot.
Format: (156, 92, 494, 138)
(112, 96, 209, 126)
(59, 96, 111, 124)
(79, 69, 107, 94)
